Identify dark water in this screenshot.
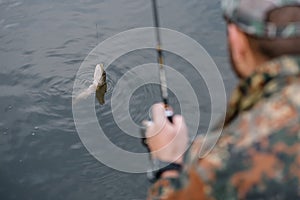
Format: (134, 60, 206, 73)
(0, 0, 236, 199)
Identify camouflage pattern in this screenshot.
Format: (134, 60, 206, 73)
(148, 56, 300, 199)
(222, 0, 300, 38)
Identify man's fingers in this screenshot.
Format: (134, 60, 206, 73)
(142, 120, 153, 128)
(152, 103, 167, 124)
(173, 115, 184, 127)
(173, 115, 188, 135)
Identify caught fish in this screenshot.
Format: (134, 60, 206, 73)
(74, 64, 107, 105)
(95, 65, 107, 105)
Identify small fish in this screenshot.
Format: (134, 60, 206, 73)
(95, 64, 107, 105)
(74, 64, 107, 105)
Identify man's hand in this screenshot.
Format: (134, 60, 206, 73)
(144, 103, 189, 165)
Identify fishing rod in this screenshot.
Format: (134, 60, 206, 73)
(140, 0, 173, 151)
(151, 0, 173, 123)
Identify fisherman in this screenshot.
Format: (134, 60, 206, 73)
(144, 0, 300, 199)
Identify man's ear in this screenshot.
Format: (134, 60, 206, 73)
(227, 24, 257, 77)
(227, 24, 249, 62)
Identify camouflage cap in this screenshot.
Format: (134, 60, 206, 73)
(222, 0, 300, 38)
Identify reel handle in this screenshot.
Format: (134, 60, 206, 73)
(165, 108, 173, 123)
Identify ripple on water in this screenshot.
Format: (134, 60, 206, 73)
(22, 50, 35, 56)
(6, 1, 23, 9)
(105, 77, 114, 96)
(70, 142, 83, 150)
(19, 63, 35, 71)
(3, 23, 19, 30)
(4, 105, 13, 112)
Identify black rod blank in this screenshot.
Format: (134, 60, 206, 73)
(151, 0, 173, 122)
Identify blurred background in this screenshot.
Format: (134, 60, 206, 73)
(0, 0, 236, 199)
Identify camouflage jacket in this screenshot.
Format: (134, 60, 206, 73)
(148, 56, 300, 200)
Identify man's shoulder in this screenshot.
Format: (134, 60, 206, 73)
(229, 78, 300, 141)
(209, 79, 300, 199)
(189, 78, 300, 199)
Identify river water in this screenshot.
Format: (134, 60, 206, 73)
(0, 0, 236, 199)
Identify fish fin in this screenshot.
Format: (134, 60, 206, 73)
(74, 84, 97, 104)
